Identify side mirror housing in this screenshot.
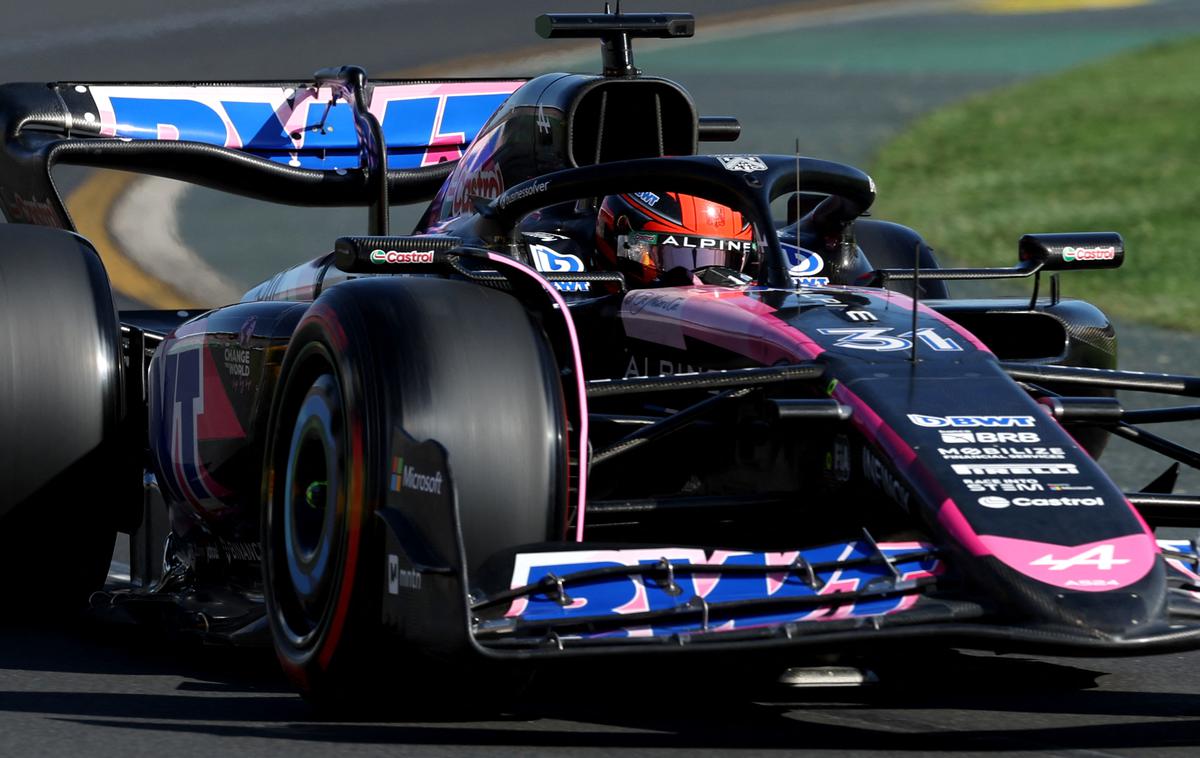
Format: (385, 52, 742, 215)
(1019, 232, 1124, 271)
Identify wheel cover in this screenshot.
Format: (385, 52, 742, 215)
(274, 371, 347, 650)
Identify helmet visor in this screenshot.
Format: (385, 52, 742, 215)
(618, 232, 756, 276)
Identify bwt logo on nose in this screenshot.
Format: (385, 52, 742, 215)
(908, 414, 1036, 428)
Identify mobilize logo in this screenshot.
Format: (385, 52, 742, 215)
(389, 456, 443, 495)
(909, 414, 1036, 428)
(370, 249, 435, 264)
(938, 430, 1039, 444)
(938, 446, 1065, 461)
(978, 495, 1104, 509)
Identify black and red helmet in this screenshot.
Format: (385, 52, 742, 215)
(596, 192, 757, 286)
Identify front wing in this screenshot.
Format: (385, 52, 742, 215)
(380, 436, 1200, 660)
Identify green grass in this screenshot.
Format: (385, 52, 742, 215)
(869, 35, 1200, 331)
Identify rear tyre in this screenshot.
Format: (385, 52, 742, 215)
(0, 226, 123, 614)
(262, 277, 567, 704)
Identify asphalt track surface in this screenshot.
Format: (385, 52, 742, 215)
(7, 1, 1200, 755)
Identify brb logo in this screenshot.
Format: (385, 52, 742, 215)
(939, 430, 1039, 443)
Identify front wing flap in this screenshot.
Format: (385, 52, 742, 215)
(474, 539, 943, 640)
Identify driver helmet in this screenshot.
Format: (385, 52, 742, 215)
(596, 192, 757, 286)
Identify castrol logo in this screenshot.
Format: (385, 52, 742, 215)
(450, 165, 504, 217)
(369, 249, 435, 264)
(1062, 246, 1117, 262)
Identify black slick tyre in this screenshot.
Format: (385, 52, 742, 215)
(0, 226, 123, 614)
(262, 277, 567, 703)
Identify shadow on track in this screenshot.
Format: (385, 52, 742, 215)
(2, 620, 1200, 753)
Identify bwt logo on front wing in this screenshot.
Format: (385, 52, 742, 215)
(389, 456, 443, 495)
(909, 414, 1036, 428)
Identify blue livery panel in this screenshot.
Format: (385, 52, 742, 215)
(75, 80, 523, 171)
(499, 541, 939, 638)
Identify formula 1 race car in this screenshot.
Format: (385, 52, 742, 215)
(4, 9, 1200, 703)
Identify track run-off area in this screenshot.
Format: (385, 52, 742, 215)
(5, 1, 1200, 755)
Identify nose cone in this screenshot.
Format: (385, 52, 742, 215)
(981, 534, 1167, 636)
(981, 534, 1157, 593)
(1051, 568, 1168, 638)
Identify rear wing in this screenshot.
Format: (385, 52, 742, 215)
(0, 67, 525, 232)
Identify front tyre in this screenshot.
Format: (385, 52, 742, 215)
(262, 278, 567, 703)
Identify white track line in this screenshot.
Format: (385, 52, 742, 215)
(110, 176, 242, 306)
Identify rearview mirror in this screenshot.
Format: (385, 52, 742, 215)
(1019, 232, 1124, 271)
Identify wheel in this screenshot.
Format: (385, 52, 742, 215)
(0, 225, 123, 614)
(262, 277, 567, 702)
(855, 219, 950, 299)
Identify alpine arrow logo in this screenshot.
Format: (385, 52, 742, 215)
(1029, 544, 1130, 572)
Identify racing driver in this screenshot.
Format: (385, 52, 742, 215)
(595, 191, 759, 287)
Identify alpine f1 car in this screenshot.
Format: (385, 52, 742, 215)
(4, 9, 1200, 703)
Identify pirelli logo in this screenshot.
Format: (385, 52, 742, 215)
(951, 463, 1079, 476)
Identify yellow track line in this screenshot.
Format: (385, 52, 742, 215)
(65, 170, 197, 308)
(977, 0, 1151, 14)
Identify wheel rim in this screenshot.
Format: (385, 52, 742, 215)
(274, 370, 346, 650)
